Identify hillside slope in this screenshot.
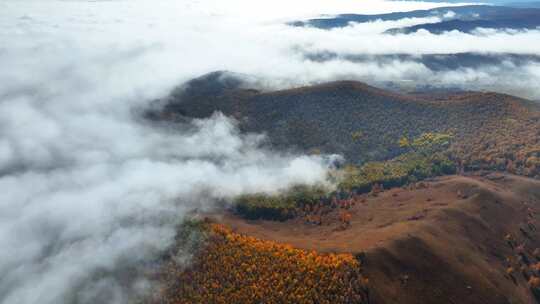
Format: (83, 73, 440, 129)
(160, 72, 536, 165)
(155, 75, 540, 303)
(217, 173, 540, 304)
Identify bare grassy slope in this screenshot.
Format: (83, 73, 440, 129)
(218, 173, 540, 303)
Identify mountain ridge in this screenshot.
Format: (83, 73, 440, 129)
(159, 72, 536, 167)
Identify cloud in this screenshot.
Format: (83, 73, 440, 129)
(1, 0, 540, 303)
(443, 10, 457, 18)
(0, 92, 334, 303)
(338, 16, 446, 34)
(0, 1, 342, 303)
(283, 21, 540, 98)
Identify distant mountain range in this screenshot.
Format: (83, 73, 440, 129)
(406, 0, 540, 7)
(504, 1, 540, 8)
(303, 52, 540, 72)
(291, 5, 540, 34)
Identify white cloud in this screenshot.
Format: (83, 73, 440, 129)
(443, 10, 457, 18)
(341, 16, 444, 34)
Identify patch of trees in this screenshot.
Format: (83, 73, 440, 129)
(234, 133, 456, 221)
(235, 185, 328, 221)
(158, 223, 370, 304)
(450, 115, 540, 178)
(339, 151, 456, 192)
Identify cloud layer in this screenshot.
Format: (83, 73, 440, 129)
(0, 1, 338, 303)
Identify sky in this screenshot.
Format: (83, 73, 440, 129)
(0, 1, 539, 303)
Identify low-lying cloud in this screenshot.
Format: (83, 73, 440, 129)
(0, 110, 332, 304)
(1, 0, 540, 303)
(282, 20, 540, 98)
(0, 1, 338, 303)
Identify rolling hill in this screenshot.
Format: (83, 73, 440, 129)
(159, 173, 540, 303)
(158, 71, 539, 171)
(153, 73, 540, 304)
(214, 173, 540, 304)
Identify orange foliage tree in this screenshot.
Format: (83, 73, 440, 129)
(158, 223, 369, 304)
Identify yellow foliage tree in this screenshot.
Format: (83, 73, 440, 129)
(158, 223, 369, 304)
